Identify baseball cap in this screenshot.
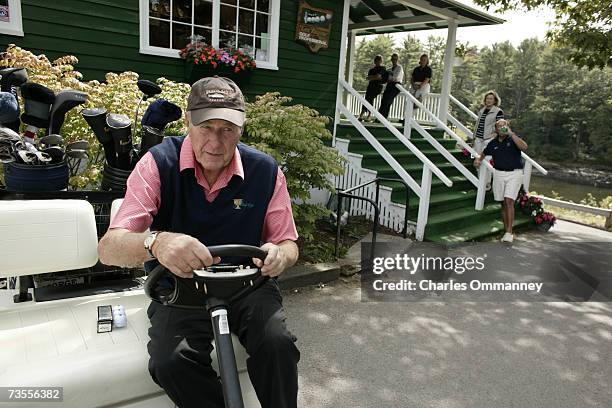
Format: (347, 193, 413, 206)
(187, 76, 245, 127)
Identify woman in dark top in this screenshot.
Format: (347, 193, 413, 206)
(359, 55, 387, 121)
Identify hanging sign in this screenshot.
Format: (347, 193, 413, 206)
(295, 1, 333, 53)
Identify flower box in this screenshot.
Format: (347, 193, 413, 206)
(184, 63, 252, 86)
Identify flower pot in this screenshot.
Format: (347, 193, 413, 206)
(536, 222, 552, 232)
(184, 63, 253, 86)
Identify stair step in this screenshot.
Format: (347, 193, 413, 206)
(425, 214, 533, 244)
(425, 202, 502, 235)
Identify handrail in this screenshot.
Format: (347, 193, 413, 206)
(396, 84, 495, 177)
(450, 94, 478, 120)
(338, 104, 422, 196)
(339, 79, 453, 189)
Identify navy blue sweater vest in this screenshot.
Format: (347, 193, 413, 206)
(145, 136, 278, 269)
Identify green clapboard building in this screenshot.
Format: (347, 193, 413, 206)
(0, 0, 343, 119)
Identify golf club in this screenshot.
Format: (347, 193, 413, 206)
(81, 107, 116, 167)
(106, 114, 133, 170)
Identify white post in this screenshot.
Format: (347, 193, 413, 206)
(403, 98, 413, 140)
(333, 0, 352, 141)
(523, 161, 533, 192)
(347, 31, 356, 88)
(475, 165, 487, 211)
(416, 167, 432, 241)
(438, 19, 457, 126)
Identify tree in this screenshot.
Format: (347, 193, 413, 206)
(351, 35, 395, 91)
(472, 0, 612, 69)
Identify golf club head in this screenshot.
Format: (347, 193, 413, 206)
(0, 126, 21, 143)
(39, 134, 64, 149)
(41, 146, 65, 163)
(141, 99, 182, 131)
(106, 113, 133, 169)
(48, 90, 88, 135)
(0, 67, 28, 95)
(20, 82, 55, 129)
(65, 140, 90, 152)
(137, 79, 162, 99)
(139, 125, 164, 158)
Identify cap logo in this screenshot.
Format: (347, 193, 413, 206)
(206, 89, 232, 101)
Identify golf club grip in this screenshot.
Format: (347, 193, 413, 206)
(208, 245, 267, 261)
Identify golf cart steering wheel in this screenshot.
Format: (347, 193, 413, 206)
(144, 244, 269, 309)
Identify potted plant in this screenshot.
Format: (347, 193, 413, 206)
(534, 211, 557, 231)
(179, 36, 256, 85)
(517, 190, 557, 232)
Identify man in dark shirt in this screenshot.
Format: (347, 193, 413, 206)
(360, 55, 387, 121)
(410, 54, 432, 104)
(475, 119, 528, 243)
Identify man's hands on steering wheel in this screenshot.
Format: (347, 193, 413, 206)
(152, 232, 221, 278)
(151, 233, 287, 278)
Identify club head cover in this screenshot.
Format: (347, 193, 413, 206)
(0, 67, 28, 94)
(20, 82, 55, 129)
(139, 125, 164, 158)
(106, 113, 132, 169)
(137, 79, 162, 99)
(0, 92, 19, 125)
(141, 99, 182, 131)
(48, 90, 88, 135)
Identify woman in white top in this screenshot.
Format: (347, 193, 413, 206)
(472, 90, 504, 154)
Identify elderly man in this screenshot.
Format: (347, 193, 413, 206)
(474, 119, 528, 243)
(98, 76, 300, 408)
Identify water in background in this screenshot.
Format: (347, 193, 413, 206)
(530, 175, 612, 203)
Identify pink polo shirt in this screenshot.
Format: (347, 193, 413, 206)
(109, 136, 298, 244)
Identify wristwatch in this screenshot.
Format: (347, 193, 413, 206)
(144, 231, 160, 258)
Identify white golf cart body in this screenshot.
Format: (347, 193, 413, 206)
(0, 199, 261, 407)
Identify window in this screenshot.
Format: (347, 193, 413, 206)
(0, 0, 24, 37)
(140, 0, 280, 69)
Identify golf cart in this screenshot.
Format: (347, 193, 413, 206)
(0, 197, 262, 408)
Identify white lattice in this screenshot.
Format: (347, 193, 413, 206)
(334, 138, 415, 234)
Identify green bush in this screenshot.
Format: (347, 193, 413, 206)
(243, 92, 345, 242)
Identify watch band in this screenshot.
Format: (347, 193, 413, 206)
(144, 231, 160, 258)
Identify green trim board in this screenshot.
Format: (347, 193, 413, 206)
(0, 0, 344, 119)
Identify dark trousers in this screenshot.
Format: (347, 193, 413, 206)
(147, 279, 300, 408)
(361, 84, 383, 115)
(378, 83, 400, 119)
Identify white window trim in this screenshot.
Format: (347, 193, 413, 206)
(0, 0, 24, 37)
(139, 0, 280, 71)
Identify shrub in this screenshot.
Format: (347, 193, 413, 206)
(243, 92, 345, 242)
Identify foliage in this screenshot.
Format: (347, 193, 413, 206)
(243, 92, 345, 242)
(472, 0, 612, 69)
(179, 35, 256, 73)
(517, 190, 556, 228)
(354, 35, 612, 165)
(0, 44, 191, 188)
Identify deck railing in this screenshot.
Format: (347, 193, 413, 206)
(347, 91, 441, 125)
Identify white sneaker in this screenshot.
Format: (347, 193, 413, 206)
(501, 232, 514, 243)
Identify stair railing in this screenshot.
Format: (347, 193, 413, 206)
(337, 78, 453, 241)
(395, 84, 495, 211)
(448, 94, 548, 191)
